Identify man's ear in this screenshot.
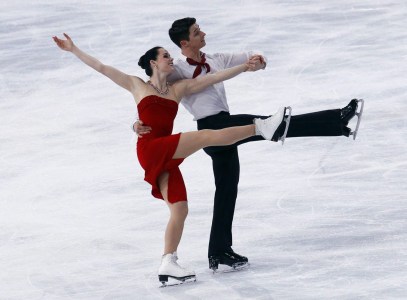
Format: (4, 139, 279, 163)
(180, 40, 188, 48)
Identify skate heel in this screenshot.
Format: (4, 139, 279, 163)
(158, 275, 169, 283)
(209, 257, 220, 272)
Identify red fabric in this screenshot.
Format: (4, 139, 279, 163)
(186, 53, 211, 78)
(136, 95, 187, 203)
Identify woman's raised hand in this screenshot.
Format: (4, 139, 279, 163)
(53, 33, 74, 52)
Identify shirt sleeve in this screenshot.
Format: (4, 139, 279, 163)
(213, 51, 268, 69)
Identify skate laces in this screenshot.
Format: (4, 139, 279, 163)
(170, 253, 191, 271)
(168, 252, 182, 267)
(341, 100, 358, 118)
(172, 252, 179, 262)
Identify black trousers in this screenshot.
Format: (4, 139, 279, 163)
(197, 109, 345, 257)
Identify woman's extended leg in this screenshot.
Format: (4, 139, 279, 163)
(173, 125, 255, 159)
(157, 172, 188, 254)
(173, 106, 287, 159)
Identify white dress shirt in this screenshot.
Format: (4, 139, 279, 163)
(167, 51, 264, 121)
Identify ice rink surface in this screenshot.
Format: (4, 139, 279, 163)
(1, 1, 406, 299)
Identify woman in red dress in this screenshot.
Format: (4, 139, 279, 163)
(53, 34, 286, 285)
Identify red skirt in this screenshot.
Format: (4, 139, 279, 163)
(137, 133, 187, 203)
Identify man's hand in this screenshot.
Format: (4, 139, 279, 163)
(248, 55, 267, 71)
(132, 119, 152, 138)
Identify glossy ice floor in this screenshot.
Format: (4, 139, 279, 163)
(1, 1, 406, 299)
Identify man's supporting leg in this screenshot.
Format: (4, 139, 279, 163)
(205, 147, 239, 256)
(198, 112, 255, 270)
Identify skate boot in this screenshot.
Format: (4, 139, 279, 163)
(271, 107, 292, 144)
(341, 99, 364, 140)
(254, 107, 291, 142)
(341, 99, 358, 125)
(209, 249, 249, 272)
(158, 252, 196, 287)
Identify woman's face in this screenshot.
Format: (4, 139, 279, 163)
(153, 48, 174, 74)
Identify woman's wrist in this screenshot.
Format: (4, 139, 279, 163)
(71, 44, 78, 53)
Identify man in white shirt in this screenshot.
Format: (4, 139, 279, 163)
(134, 17, 360, 271)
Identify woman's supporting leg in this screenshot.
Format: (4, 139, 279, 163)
(173, 125, 255, 159)
(158, 172, 188, 254)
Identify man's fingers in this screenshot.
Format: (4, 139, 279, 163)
(132, 119, 151, 135)
(136, 126, 152, 133)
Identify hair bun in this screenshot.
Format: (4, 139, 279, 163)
(138, 55, 147, 69)
(138, 46, 161, 77)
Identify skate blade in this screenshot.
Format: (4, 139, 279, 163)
(281, 106, 292, 145)
(159, 275, 196, 288)
(212, 262, 250, 274)
(350, 99, 364, 140)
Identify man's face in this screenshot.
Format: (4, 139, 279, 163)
(186, 23, 206, 50)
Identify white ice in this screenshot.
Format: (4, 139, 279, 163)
(1, 1, 407, 299)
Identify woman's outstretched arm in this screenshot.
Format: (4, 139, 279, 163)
(53, 33, 140, 92)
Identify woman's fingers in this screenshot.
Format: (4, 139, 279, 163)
(63, 33, 71, 41)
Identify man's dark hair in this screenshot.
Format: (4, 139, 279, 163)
(138, 46, 162, 76)
(168, 17, 196, 48)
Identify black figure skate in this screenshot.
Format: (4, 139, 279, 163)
(341, 99, 364, 140)
(209, 249, 249, 273)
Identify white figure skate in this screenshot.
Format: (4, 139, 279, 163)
(158, 252, 196, 287)
(254, 106, 292, 142)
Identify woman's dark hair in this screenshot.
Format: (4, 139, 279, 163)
(168, 17, 196, 48)
(138, 46, 162, 76)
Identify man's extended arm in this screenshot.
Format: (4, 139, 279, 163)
(217, 52, 267, 70)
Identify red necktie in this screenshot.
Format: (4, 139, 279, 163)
(186, 53, 211, 78)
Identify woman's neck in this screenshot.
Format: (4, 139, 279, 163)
(149, 73, 168, 89)
(148, 73, 170, 95)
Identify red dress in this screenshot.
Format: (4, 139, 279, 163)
(136, 95, 187, 203)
